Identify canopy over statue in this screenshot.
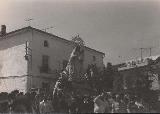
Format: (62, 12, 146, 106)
(52, 43, 95, 103)
(65, 44, 85, 81)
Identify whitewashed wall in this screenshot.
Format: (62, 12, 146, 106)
(0, 77, 27, 93)
(0, 29, 31, 92)
(0, 44, 27, 77)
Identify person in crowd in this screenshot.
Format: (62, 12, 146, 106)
(111, 94, 120, 113)
(11, 93, 33, 113)
(82, 96, 91, 113)
(118, 94, 128, 113)
(67, 91, 78, 113)
(128, 96, 138, 113)
(94, 92, 110, 113)
(71, 94, 94, 113)
(0, 100, 9, 113)
(33, 93, 41, 114)
(39, 95, 54, 114)
(0, 92, 9, 113)
(123, 94, 131, 113)
(134, 97, 145, 113)
(74, 95, 84, 113)
(58, 92, 69, 113)
(87, 96, 94, 113)
(52, 88, 59, 112)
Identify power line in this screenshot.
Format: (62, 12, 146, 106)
(140, 48, 144, 60)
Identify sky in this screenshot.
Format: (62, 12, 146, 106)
(1, 0, 160, 65)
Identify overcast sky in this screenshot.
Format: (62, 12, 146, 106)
(1, 0, 160, 65)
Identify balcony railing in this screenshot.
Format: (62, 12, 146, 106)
(40, 66, 49, 73)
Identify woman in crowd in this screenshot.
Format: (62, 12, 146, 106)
(94, 92, 110, 113)
(39, 95, 54, 114)
(111, 94, 120, 113)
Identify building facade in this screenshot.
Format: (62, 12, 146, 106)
(0, 26, 105, 93)
(114, 55, 160, 93)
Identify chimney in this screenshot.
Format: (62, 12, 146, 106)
(1, 25, 6, 36)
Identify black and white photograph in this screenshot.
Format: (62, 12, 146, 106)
(0, 0, 160, 113)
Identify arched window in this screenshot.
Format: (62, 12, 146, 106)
(44, 40, 49, 47)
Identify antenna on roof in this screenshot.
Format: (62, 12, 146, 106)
(25, 18, 34, 27)
(148, 47, 157, 57)
(42, 26, 54, 32)
(132, 46, 157, 60)
(132, 47, 148, 61)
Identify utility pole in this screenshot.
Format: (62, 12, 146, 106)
(25, 41, 32, 90)
(149, 47, 152, 57)
(140, 48, 144, 61)
(25, 18, 34, 26)
(25, 41, 32, 60)
(134, 47, 146, 61)
(139, 47, 154, 59)
(132, 48, 144, 61)
(132, 46, 156, 61)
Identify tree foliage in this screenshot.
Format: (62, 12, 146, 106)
(132, 67, 159, 107)
(101, 62, 115, 91)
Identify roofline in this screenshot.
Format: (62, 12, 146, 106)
(0, 26, 29, 40)
(0, 26, 105, 55)
(119, 65, 147, 72)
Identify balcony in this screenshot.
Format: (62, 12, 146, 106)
(40, 66, 50, 73)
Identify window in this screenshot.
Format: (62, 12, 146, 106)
(40, 55, 49, 73)
(93, 56, 96, 61)
(44, 40, 49, 47)
(42, 55, 49, 67)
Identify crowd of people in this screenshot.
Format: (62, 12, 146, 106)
(94, 92, 153, 113)
(0, 89, 159, 113)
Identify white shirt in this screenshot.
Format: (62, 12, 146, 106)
(39, 100, 53, 114)
(94, 96, 108, 113)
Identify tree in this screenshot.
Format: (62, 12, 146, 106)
(134, 67, 158, 108)
(101, 62, 115, 91)
(112, 72, 124, 94)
